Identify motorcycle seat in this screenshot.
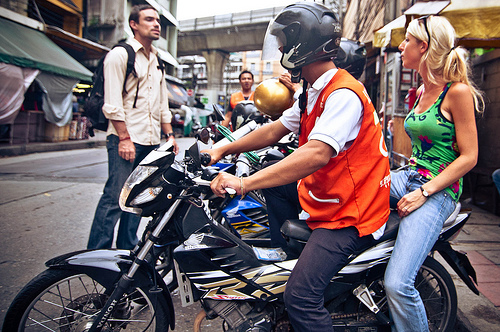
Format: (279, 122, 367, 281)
(281, 211, 401, 246)
(280, 219, 311, 243)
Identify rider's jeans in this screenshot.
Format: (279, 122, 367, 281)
(87, 135, 157, 250)
(284, 226, 373, 332)
(385, 167, 456, 331)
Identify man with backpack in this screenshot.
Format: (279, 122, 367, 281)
(87, 4, 179, 250)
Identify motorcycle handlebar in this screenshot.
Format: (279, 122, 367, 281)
(200, 153, 212, 166)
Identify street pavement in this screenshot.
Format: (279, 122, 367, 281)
(0, 134, 500, 331)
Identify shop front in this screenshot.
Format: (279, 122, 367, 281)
(0, 11, 93, 145)
(373, 0, 500, 167)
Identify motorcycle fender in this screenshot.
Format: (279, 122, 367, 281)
(45, 249, 175, 329)
(434, 242, 480, 295)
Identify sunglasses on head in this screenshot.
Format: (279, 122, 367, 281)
(418, 15, 431, 47)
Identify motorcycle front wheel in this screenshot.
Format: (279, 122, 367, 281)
(3, 268, 170, 331)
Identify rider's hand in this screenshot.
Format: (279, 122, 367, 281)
(200, 148, 223, 166)
(119, 139, 135, 162)
(211, 172, 241, 197)
(397, 188, 427, 218)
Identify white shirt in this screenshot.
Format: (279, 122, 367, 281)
(280, 69, 363, 157)
(102, 38, 172, 145)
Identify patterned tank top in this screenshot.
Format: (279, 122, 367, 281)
(404, 83, 461, 201)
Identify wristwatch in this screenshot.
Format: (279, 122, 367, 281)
(167, 133, 175, 138)
(420, 186, 430, 197)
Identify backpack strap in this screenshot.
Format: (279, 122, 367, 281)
(113, 42, 139, 108)
(157, 55, 165, 74)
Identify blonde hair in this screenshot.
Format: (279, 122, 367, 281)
(407, 15, 484, 112)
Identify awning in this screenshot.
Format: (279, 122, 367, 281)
(373, 15, 406, 48)
(0, 17, 92, 81)
(166, 80, 188, 108)
(440, 0, 500, 48)
(374, 0, 500, 50)
(158, 49, 179, 67)
(45, 25, 110, 61)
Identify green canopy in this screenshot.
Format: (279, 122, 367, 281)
(0, 17, 92, 81)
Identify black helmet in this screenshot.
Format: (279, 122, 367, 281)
(262, 2, 342, 82)
(334, 38, 367, 80)
(231, 101, 264, 131)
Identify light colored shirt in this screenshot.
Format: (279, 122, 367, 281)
(102, 38, 171, 145)
(280, 69, 363, 157)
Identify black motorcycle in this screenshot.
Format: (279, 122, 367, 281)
(3, 132, 478, 332)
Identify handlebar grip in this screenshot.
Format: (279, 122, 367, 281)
(200, 153, 212, 166)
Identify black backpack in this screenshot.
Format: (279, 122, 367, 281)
(83, 43, 136, 137)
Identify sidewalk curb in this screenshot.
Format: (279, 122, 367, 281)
(0, 140, 106, 157)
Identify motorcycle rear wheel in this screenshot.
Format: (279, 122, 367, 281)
(3, 268, 170, 331)
(332, 256, 457, 332)
(417, 256, 457, 332)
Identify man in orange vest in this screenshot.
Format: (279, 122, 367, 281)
(204, 3, 390, 331)
(221, 70, 254, 129)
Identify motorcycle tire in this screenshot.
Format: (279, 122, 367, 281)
(333, 256, 457, 332)
(2, 268, 171, 332)
(416, 256, 458, 332)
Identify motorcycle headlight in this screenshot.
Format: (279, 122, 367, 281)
(130, 186, 163, 206)
(119, 165, 159, 214)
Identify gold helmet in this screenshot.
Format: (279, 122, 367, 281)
(254, 79, 294, 118)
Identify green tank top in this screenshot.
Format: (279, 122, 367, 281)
(404, 83, 461, 201)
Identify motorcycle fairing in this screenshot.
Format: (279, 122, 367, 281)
(222, 194, 265, 224)
(45, 249, 175, 329)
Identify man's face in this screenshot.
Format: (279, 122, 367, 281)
(132, 9, 161, 41)
(239, 73, 254, 90)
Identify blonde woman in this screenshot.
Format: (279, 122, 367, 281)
(384, 15, 484, 331)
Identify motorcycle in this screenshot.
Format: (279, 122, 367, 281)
(3, 131, 479, 332)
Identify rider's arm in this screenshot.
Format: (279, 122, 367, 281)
(204, 120, 290, 165)
(245, 139, 334, 190)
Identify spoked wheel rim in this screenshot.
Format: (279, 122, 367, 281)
(19, 273, 158, 331)
(336, 257, 456, 332)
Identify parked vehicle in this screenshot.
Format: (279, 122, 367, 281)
(2, 130, 478, 332)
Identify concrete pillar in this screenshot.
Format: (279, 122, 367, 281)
(201, 49, 229, 106)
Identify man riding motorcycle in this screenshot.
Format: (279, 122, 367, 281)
(202, 2, 391, 331)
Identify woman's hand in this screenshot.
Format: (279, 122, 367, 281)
(210, 172, 241, 197)
(397, 188, 427, 218)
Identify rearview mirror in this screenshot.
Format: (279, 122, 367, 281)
(212, 104, 225, 122)
(196, 128, 211, 145)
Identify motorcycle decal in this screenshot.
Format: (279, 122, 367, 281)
(190, 264, 291, 299)
(339, 240, 393, 274)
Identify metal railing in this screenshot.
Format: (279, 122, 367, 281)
(179, 6, 285, 32)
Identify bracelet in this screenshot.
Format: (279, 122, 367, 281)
(239, 177, 246, 199)
(119, 136, 130, 142)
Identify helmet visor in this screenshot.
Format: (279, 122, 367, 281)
(262, 19, 286, 62)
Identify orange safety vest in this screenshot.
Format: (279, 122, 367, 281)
(229, 91, 254, 109)
(297, 69, 390, 237)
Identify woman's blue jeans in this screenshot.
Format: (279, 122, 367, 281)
(87, 135, 157, 250)
(493, 169, 500, 195)
(385, 167, 456, 331)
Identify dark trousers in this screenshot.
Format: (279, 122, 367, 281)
(87, 135, 157, 250)
(262, 182, 301, 248)
(284, 227, 372, 332)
